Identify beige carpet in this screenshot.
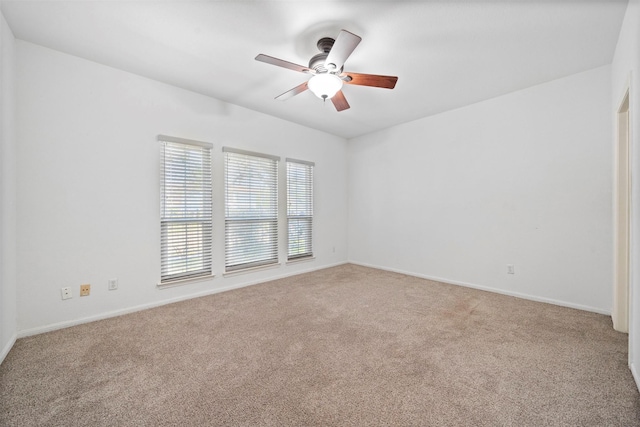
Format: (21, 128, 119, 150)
(1, 264, 639, 426)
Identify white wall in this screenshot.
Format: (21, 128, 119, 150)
(612, 0, 640, 392)
(0, 11, 17, 364)
(15, 41, 348, 334)
(348, 65, 612, 314)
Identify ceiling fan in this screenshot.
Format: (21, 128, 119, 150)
(255, 30, 398, 112)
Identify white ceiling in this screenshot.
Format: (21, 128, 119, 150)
(0, 0, 628, 139)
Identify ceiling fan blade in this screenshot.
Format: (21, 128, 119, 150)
(275, 81, 309, 101)
(255, 54, 313, 74)
(324, 30, 361, 71)
(331, 90, 350, 112)
(342, 72, 398, 89)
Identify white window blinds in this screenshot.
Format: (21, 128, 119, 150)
(159, 136, 212, 283)
(224, 148, 279, 272)
(287, 159, 314, 260)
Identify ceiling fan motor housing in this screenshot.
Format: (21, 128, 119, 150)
(309, 37, 343, 73)
(309, 53, 328, 72)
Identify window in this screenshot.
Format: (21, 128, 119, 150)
(224, 147, 279, 272)
(159, 135, 212, 283)
(287, 159, 314, 260)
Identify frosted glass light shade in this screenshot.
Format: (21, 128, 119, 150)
(308, 74, 343, 99)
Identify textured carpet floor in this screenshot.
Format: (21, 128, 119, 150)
(1, 264, 639, 426)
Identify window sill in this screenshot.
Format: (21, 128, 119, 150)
(286, 256, 315, 265)
(223, 262, 281, 277)
(157, 274, 215, 289)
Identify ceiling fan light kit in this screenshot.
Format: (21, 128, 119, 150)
(308, 73, 343, 100)
(255, 29, 398, 112)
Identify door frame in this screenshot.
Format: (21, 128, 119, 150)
(613, 81, 631, 335)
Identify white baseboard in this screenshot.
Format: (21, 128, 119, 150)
(17, 261, 348, 338)
(631, 362, 640, 394)
(0, 333, 17, 365)
(348, 260, 610, 315)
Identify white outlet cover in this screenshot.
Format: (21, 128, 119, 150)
(61, 287, 72, 300)
(108, 279, 118, 290)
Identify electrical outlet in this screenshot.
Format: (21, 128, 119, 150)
(61, 287, 72, 300)
(80, 284, 91, 296)
(108, 278, 118, 291)
(507, 264, 515, 274)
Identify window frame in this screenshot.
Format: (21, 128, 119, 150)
(159, 135, 213, 286)
(223, 147, 280, 273)
(286, 158, 314, 261)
